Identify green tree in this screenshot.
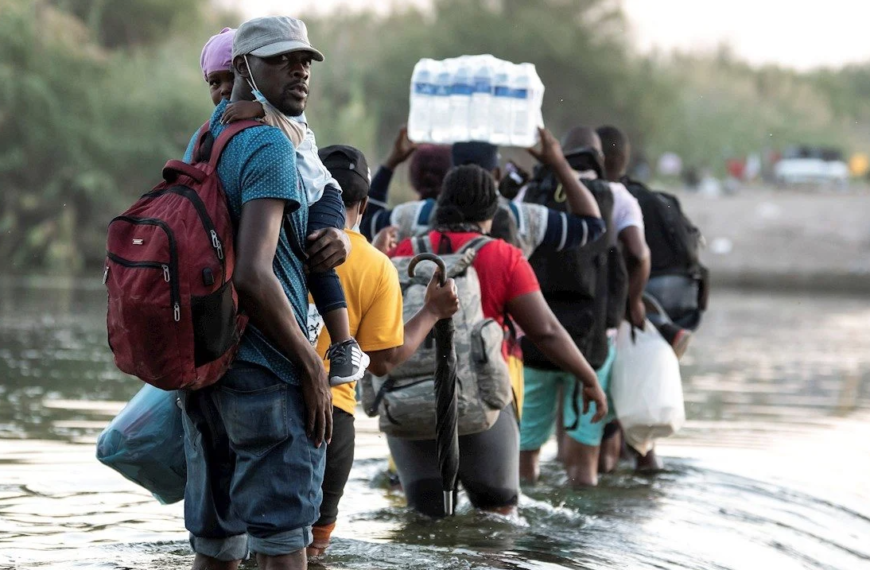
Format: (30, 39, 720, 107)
(3, 0, 870, 275)
(0, 0, 216, 272)
(305, 0, 655, 160)
(48, 0, 204, 48)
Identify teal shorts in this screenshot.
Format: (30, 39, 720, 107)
(519, 341, 616, 450)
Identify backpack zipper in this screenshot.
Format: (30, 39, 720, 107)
(109, 216, 180, 322)
(145, 185, 226, 282)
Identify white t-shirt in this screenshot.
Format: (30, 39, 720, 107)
(574, 170, 643, 242)
(609, 181, 644, 235)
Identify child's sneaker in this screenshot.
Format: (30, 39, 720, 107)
(327, 338, 370, 386)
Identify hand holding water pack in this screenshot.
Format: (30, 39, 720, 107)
(611, 320, 686, 455)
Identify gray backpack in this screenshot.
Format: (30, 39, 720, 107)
(360, 235, 513, 440)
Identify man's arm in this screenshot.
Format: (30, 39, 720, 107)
(520, 204, 606, 253)
(367, 272, 458, 376)
(528, 127, 601, 219)
(234, 198, 332, 447)
(619, 226, 651, 329)
(361, 127, 417, 241)
(507, 291, 608, 422)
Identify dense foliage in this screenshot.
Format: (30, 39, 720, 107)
(2, 0, 868, 273)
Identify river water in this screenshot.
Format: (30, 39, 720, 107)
(1, 279, 869, 570)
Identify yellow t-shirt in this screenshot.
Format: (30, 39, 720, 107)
(314, 229, 404, 415)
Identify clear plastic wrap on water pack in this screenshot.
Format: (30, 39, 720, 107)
(408, 55, 544, 147)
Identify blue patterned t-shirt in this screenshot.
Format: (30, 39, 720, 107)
(184, 100, 309, 385)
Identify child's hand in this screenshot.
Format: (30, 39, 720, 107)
(221, 101, 265, 124)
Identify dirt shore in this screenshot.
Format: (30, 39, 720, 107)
(674, 187, 870, 293)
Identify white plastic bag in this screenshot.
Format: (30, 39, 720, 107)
(611, 320, 685, 455)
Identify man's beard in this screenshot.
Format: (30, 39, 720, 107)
(276, 88, 307, 117)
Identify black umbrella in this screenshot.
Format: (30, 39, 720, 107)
(408, 252, 459, 516)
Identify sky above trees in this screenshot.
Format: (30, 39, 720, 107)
(222, 0, 870, 70)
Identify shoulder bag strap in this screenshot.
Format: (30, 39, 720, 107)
(366, 377, 396, 417)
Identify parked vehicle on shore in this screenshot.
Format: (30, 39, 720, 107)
(774, 146, 849, 188)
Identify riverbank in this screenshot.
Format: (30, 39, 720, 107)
(3, 187, 868, 295)
(676, 187, 870, 293)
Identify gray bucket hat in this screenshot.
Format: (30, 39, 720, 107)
(232, 16, 324, 62)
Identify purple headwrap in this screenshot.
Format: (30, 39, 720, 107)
(200, 27, 235, 81)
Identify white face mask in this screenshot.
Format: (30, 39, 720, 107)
(243, 55, 306, 146)
(244, 55, 273, 107)
(350, 218, 361, 233)
(243, 55, 262, 97)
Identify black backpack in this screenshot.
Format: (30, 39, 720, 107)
(623, 177, 709, 328)
(522, 166, 627, 370)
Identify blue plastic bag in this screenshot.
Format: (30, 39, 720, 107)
(96, 384, 187, 504)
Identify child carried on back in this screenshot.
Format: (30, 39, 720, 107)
(200, 27, 369, 384)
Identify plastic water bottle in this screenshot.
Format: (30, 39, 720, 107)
(531, 66, 545, 137)
(430, 59, 454, 144)
(408, 56, 545, 147)
(489, 61, 513, 146)
(469, 55, 494, 141)
(408, 59, 434, 143)
(449, 56, 473, 142)
(510, 63, 538, 148)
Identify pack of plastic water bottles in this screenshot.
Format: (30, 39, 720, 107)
(407, 55, 545, 147)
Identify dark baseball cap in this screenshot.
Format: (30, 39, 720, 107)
(452, 141, 499, 172)
(319, 145, 370, 203)
(563, 146, 604, 178)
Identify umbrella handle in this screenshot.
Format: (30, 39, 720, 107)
(408, 253, 447, 286)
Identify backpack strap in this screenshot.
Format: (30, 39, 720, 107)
(191, 121, 212, 164)
(411, 235, 430, 255)
(456, 235, 492, 255)
(418, 199, 436, 227)
(365, 377, 396, 417)
(207, 120, 263, 169)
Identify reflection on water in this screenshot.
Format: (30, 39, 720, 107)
(1, 279, 869, 569)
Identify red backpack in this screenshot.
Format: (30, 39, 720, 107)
(105, 121, 259, 391)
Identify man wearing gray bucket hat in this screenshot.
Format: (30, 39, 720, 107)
(232, 16, 324, 117)
(180, 16, 348, 570)
(233, 16, 325, 61)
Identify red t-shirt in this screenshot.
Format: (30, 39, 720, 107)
(392, 231, 540, 329)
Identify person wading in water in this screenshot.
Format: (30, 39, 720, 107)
(389, 156, 608, 516)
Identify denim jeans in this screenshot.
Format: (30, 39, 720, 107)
(180, 362, 326, 560)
